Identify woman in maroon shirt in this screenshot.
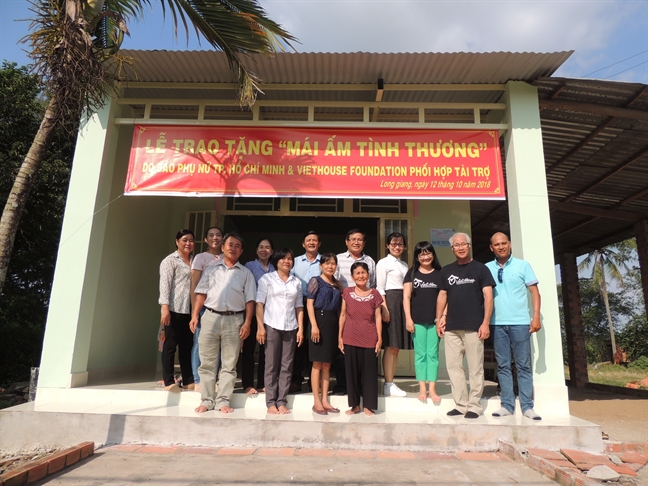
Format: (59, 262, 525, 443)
(338, 262, 383, 415)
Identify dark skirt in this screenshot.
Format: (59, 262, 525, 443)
(309, 309, 339, 363)
(383, 289, 413, 350)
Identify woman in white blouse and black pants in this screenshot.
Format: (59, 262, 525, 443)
(376, 232, 411, 397)
(256, 248, 304, 414)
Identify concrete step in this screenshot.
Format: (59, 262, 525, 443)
(0, 383, 603, 454)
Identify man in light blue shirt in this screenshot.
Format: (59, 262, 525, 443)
(290, 230, 322, 391)
(291, 230, 322, 296)
(486, 232, 542, 421)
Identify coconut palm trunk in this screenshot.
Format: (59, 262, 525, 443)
(0, 96, 60, 294)
(598, 261, 617, 358)
(0, 0, 295, 297)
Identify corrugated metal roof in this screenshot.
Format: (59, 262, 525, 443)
(470, 77, 648, 259)
(118, 50, 573, 86)
(112, 50, 647, 258)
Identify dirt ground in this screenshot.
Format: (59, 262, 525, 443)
(568, 386, 648, 443)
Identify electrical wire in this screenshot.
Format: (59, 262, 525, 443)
(602, 60, 648, 80)
(582, 49, 648, 78)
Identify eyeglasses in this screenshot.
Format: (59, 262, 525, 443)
(498, 267, 504, 283)
(390, 243, 405, 248)
(451, 243, 469, 249)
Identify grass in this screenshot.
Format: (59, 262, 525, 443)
(587, 363, 648, 388)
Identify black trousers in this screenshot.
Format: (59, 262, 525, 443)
(241, 316, 265, 390)
(344, 344, 378, 411)
(161, 311, 194, 387)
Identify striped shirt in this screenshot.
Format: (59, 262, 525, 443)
(335, 252, 376, 289)
(341, 287, 383, 348)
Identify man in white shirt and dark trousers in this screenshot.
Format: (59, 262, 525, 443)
(290, 230, 322, 392)
(191, 233, 256, 414)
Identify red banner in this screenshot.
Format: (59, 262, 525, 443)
(125, 126, 505, 199)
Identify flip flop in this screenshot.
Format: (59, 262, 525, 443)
(312, 406, 328, 415)
(323, 406, 340, 413)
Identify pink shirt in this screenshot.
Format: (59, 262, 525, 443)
(191, 252, 223, 272)
(342, 287, 383, 348)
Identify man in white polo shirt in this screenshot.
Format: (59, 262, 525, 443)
(486, 232, 542, 421)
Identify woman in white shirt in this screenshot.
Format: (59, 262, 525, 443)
(376, 232, 411, 397)
(189, 226, 223, 392)
(256, 249, 304, 415)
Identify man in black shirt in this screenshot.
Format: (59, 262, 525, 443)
(436, 232, 496, 418)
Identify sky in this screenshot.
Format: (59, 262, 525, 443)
(1, 0, 647, 83)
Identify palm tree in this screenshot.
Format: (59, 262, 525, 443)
(578, 239, 637, 360)
(0, 0, 295, 295)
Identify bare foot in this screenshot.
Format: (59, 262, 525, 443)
(267, 406, 279, 415)
(260, 388, 265, 392)
(194, 383, 201, 393)
(429, 393, 442, 404)
(184, 383, 196, 391)
(165, 384, 181, 393)
(417, 391, 428, 403)
(322, 402, 340, 413)
(278, 405, 291, 414)
(363, 408, 375, 416)
(219, 406, 234, 414)
(195, 405, 208, 413)
(345, 406, 361, 415)
(244, 387, 258, 395)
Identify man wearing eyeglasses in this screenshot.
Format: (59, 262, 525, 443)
(486, 232, 542, 421)
(436, 232, 496, 419)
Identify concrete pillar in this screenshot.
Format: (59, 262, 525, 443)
(634, 219, 648, 321)
(559, 253, 589, 388)
(37, 96, 121, 389)
(502, 81, 569, 416)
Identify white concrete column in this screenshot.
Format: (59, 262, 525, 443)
(503, 81, 569, 416)
(38, 96, 121, 390)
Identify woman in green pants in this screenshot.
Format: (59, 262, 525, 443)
(403, 241, 444, 403)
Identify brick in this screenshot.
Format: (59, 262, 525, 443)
(295, 449, 335, 457)
(106, 444, 142, 452)
(495, 452, 512, 461)
(215, 448, 256, 456)
(336, 450, 375, 459)
(604, 442, 624, 453)
(572, 471, 600, 486)
(528, 448, 566, 460)
(256, 448, 296, 457)
(65, 448, 81, 466)
(620, 451, 648, 465)
(561, 448, 611, 468)
(549, 459, 580, 469)
(136, 446, 178, 454)
(26, 462, 47, 484)
(45, 452, 67, 475)
(0, 468, 29, 486)
(375, 451, 417, 459)
(413, 451, 457, 460)
(79, 442, 94, 460)
(455, 452, 501, 461)
(607, 464, 638, 476)
(626, 442, 648, 452)
(175, 447, 218, 455)
(554, 467, 576, 486)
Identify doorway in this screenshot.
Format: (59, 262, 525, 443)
(223, 215, 380, 264)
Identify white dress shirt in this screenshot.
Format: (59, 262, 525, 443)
(376, 254, 408, 295)
(256, 272, 303, 331)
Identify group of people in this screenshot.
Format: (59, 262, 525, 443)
(159, 225, 543, 420)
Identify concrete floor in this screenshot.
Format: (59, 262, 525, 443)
(39, 445, 557, 486)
